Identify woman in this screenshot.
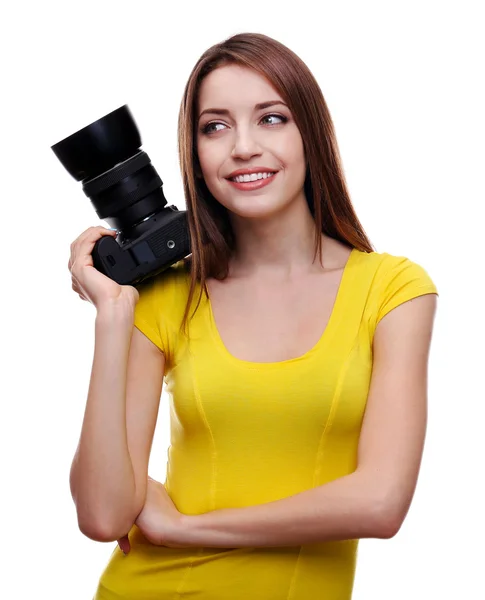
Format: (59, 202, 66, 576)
(68, 32, 438, 599)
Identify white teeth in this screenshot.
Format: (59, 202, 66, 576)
(232, 172, 275, 183)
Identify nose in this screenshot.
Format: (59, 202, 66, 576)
(230, 127, 262, 160)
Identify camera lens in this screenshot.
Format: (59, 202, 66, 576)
(51, 105, 169, 243)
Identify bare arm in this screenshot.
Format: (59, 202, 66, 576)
(69, 305, 165, 542)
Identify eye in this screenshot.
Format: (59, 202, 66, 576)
(260, 113, 287, 126)
(201, 122, 225, 134)
(200, 113, 288, 135)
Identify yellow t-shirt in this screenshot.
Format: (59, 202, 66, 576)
(94, 247, 438, 599)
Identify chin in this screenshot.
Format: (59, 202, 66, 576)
(228, 201, 291, 220)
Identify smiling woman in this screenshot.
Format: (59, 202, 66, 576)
(87, 32, 438, 600)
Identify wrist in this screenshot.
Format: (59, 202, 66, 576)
(170, 514, 197, 548)
(95, 302, 134, 326)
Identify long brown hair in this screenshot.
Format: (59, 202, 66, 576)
(177, 32, 375, 337)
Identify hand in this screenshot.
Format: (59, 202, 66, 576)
(117, 477, 190, 555)
(68, 226, 139, 310)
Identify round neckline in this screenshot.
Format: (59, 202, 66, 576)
(204, 247, 360, 368)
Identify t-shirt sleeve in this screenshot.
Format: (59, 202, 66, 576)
(375, 254, 438, 325)
(133, 270, 177, 368)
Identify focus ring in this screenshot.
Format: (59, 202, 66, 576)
(83, 151, 151, 196)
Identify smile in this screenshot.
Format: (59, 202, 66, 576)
(226, 172, 278, 191)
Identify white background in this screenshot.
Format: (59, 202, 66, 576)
(1, 1, 483, 598)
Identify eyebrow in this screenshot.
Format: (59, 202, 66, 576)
(198, 100, 288, 121)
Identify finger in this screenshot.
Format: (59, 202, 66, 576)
(117, 534, 131, 555)
(76, 227, 117, 264)
(72, 282, 84, 299)
(69, 227, 116, 271)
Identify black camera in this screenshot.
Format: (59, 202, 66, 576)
(51, 105, 191, 286)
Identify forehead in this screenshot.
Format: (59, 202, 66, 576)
(197, 65, 282, 110)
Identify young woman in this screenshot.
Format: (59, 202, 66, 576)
(68, 32, 438, 600)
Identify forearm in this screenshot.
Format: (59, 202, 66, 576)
(70, 306, 137, 540)
(180, 470, 393, 548)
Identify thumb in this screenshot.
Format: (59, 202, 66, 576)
(117, 534, 131, 555)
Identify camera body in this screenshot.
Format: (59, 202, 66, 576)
(51, 105, 191, 286)
(91, 202, 189, 286)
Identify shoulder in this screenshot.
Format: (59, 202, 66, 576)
(135, 260, 191, 319)
(356, 249, 437, 287)
(139, 259, 190, 294)
(133, 261, 192, 366)
(354, 249, 438, 326)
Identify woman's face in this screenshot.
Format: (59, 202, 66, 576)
(195, 64, 307, 221)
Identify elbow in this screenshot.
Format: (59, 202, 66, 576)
(77, 512, 136, 543)
(78, 521, 116, 543)
(377, 513, 403, 539)
(356, 469, 409, 539)
(70, 478, 141, 543)
(373, 495, 407, 539)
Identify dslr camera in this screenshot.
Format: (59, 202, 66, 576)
(51, 105, 191, 286)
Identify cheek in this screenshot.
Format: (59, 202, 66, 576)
(197, 141, 222, 177)
(287, 133, 306, 164)
(273, 130, 305, 169)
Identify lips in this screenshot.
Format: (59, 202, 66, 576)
(226, 171, 278, 191)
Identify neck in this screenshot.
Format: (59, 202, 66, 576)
(227, 193, 325, 280)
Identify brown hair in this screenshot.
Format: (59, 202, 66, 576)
(177, 32, 375, 337)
